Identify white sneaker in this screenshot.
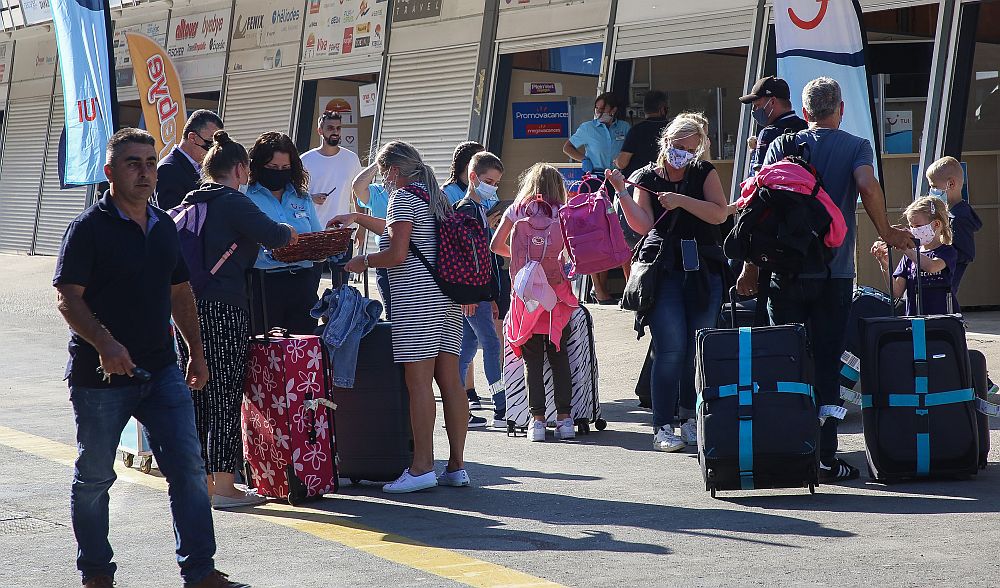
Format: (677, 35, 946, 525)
(437, 468, 470, 487)
(212, 489, 267, 510)
(528, 420, 546, 442)
(653, 425, 686, 453)
(382, 468, 438, 494)
(680, 419, 698, 446)
(554, 418, 575, 440)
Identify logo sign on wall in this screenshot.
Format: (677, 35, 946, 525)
(230, 0, 302, 52)
(20, 0, 53, 25)
(302, 0, 387, 62)
(167, 9, 229, 60)
(359, 83, 378, 117)
(883, 110, 913, 155)
(393, 0, 441, 23)
(320, 96, 357, 125)
(126, 32, 187, 160)
(524, 82, 562, 96)
(0, 42, 13, 85)
(512, 101, 570, 139)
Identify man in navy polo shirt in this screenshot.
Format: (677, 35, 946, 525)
(54, 128, 249, 588)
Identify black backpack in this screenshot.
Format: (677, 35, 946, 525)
(724, 137, 835, 277)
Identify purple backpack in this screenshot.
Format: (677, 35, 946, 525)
(168, 202, 237, 297)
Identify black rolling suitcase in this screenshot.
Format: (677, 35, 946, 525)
(332, 321, 414, 483)
(969, 349, 991, 469)
(717, 287, 758, 329)
(839, 286, 894, 391)
(695, 323, 820, 497)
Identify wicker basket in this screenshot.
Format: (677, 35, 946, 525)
(271, 228, 353, 263)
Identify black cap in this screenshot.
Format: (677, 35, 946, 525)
(739, 76, 791, 104)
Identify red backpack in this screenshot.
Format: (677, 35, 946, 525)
(407, 184, 496, 304)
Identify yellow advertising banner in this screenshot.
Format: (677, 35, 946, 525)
(125, 32, 186, 160)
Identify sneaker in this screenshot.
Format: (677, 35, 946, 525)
(680, 419, 698, 446)
(184, 570, 251, 588)
(818, 458, 861, 483)
(437, 468, 471, 487)
(84, 576, 115, 588)
(653, 425, 685, 452)
(468, 414, 487, 428)
(467, 389, 483, 410)
(554, 418, 575, 440)
(492, 414, 507, 429)
(528, 420, 546, 442)
(383, 468, 438, 494)
(211, 489, 267, 510)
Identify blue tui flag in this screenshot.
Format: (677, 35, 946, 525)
(51, 0, 117, 186)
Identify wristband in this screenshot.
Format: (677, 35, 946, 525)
(363, 254, 370, 268)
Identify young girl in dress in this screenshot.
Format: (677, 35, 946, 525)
(490, 163, 579, 442)
(872, 195, 959, 315)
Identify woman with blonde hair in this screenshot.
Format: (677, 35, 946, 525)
(609, 113, 730, 453)
(330, 141, 470, 493)
(491, 163, 580, 442)
(872, 195, 959, 315)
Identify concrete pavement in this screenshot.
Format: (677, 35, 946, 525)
(1, 253, 998, 587)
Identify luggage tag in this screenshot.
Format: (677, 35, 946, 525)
(680, 239, 700, 272)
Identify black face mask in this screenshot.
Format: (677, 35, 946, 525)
(258, 168, 293, 191)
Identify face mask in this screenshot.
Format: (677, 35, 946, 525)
(751, 98, 773, 127)
(238, 184, 249, 194)
(666, 147, 697, 170)
(474, 179, 499, 200)
(910, 223, 937, 246)
(928, 187, 947, 199)
(596, 112, 614, 124)
(258, 168, 293, 192)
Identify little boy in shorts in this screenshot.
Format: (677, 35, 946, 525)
(926, 156, 982, 291)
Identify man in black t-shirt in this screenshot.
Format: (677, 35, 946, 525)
(615, 90, 669, 179)
(54, 128, 248, 588)
(740, 76, 808, 177)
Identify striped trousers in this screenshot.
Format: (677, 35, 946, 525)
(179, 299, 251, 474)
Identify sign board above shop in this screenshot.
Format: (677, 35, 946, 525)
(114, 20, 169, 88)
(511, 100, 569, 139)
(229, 0, 304, 73)
(166, 8, 229, 83)
(393, 0, 440, 23)
(302, 0, 387, 63)
(20, 0, 52, 25)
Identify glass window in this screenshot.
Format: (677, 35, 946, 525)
(549, 42, 603, 77)
(961, 2, 1000, 153)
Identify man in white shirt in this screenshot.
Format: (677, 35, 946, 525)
(301, 111, 363, 228)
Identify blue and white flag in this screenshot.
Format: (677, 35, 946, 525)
(51, 0, 116, 185)
(776, 0, 880, 179)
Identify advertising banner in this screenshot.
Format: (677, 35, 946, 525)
(21, 0, 53, 25)
(51, 0, 116, 185)
(126, 32, 187, 160)
(0, 42, 13, 85)
(775, 0, 880, 178)
(166, 8, 229, 83)
(512, 101, 570, 139)
(302, 0, 387, 62)
(229, 0, 304, 72)
(359, 83, 378, 117)
(114, 20, 168, 87)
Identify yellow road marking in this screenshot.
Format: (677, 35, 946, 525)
(0, 425, 564, 588)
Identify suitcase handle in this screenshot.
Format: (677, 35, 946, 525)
(885, 236, 923, 317)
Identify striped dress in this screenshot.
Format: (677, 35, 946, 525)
(380, 183, 463, 362)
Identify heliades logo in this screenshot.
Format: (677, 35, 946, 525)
(272, 8, 301, 24)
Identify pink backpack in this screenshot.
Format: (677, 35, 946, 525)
(510, 196, 566, 307)
(558, 180, 631, 277)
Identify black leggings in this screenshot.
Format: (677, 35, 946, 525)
(522, 326, 572, 418)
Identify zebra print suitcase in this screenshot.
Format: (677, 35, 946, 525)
(502, 306, 606, 435)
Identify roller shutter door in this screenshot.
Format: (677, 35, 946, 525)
(613, 10, 755, 60)
(378, 44, 479, 179)
(0, 98, 51, 253)
(34, 96, 90, 256)
(221, 67, 299, 149)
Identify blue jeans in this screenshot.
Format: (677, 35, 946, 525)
(767, 276, 853, 463)
(459, 301, 505, 415)
(649, 270, 723, 430)
(70, 364, 216, 584)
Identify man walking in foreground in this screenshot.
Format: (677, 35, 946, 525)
(54, 128, 250, 588)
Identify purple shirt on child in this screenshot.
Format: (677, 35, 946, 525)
(893, 244, 959, 315)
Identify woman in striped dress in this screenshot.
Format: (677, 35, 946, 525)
(331, 141, 469, 493)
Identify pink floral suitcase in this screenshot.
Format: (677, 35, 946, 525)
(241, 333, 338, 505)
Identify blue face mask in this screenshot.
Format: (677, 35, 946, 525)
(474, 180, 499, 210)
(928, 187, 947, 199)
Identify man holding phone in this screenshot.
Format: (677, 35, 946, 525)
(54, 128, 247, 588)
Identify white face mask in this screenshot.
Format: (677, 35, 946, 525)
(596, 112, 614, 124)
(666, 147, 697, 170)
(910, 222, 937, 246)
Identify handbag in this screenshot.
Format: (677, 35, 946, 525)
(620, 210, 672, 312)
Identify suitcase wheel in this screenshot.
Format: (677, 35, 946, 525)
(350, 478, 361, 486)
(121, 452, 134, 469)
(595, 419, 607, 431)
(139, 456, 153, 475)
(243, 461, 256, 490)
(287, 466, 309, 506)
(575, 419, 590, 435)
(710, 488, 717, 499)
(808, 483, 816, 495)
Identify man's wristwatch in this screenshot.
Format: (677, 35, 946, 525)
(363, 254, 370, 268)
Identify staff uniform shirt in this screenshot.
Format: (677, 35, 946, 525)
(245, 182, 323, 270)
(53, 192, 190, 388)
(443, 182, 467, 206)
(569, 118, 631, 172)
(360, 183, 390, 219)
